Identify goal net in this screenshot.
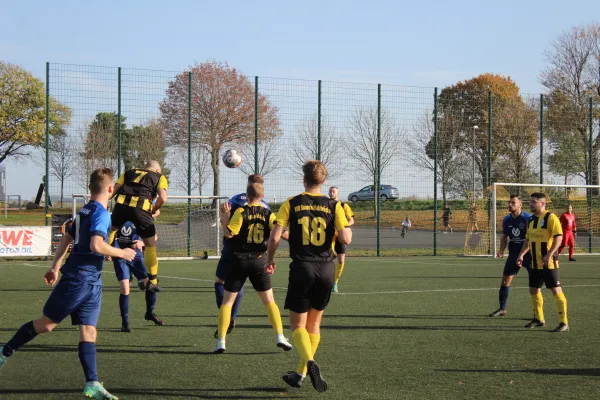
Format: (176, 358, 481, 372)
(464, 183, 600, 257)
(72, 194, 226, 259)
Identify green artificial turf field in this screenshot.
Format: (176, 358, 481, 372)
(1, 257, 599, 399)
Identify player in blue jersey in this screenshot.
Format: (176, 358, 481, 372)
(0, 168, 135, 400)
(112, 221, 162, 332)
(489, 194, 532, 317)
(213, 174, 269, 338)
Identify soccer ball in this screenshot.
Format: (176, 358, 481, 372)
(223, 149, 242, 168)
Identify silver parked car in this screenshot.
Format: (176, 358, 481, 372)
(347, 185, 399, 202)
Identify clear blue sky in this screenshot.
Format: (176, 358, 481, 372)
(1, 0, 598, 200)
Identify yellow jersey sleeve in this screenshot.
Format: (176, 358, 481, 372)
(334, 202, 350, 231)
(116, 173, 125, 185)
(549, 213, 563, 237)
(526, 220, 531, 240)
(343, 203, 354, 219)
(275, 200, 291, 228)
(158, 175, 168, 190)
(227, 208, 244, 236)
(268, 212, 276, 229)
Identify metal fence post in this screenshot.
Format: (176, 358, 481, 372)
(487, 89, 493, 254)
(317, 80, 322, 161)
(254, 76, 259, 173)
(433, 87, 438, 256)
(45, 62, 50, 227)
(187, 71, 192, 257)
(376, 84, 381, 257)
(117, 67, 122, 176)
(589, 97, 594, 253)
(539, 94, 544, 184)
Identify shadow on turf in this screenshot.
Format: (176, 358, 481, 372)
(18, 344, 278, 356)
(0, 387, 288, 399)
(438, 368, 600, 377)
(233, 314, 531, 321)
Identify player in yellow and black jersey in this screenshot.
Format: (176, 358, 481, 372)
(328, 186, 355, 293)
(267, 160, 352, 393)
(109, 160, 168, 326)
(517, 192, 568, 332)
(212, 182, 292, 354)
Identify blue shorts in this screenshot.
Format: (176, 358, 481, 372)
(503, 253, 531, 276)
(215, 240, 234, 280)
(43, 276, 102, 326)
(113, 251, 148, 282)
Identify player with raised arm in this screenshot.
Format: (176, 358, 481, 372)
(112, 221, 162, 333)
(517, 192, 569, 332)
(558, 204, 577, 261)
(212, 174, 269, 338)
(213, 182, 292, 353)
(328, 186, 354, 293)
(0, 168, 135, 400)
(489, 195, 531, 317)
(267, 160, 352, 393)
(109, 160, 167, 326)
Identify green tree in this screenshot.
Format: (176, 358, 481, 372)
(0, 61, 71, 163)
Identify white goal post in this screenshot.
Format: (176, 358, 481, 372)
(72, 194, 228, 260)
(491, 182, 600, 258)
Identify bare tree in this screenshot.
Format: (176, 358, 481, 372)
(407, 107, 465, 204)
(171, 144, 212, 197)
(288, 115, 342, 178)
(80, 119, 118, 191)
(540, 24, 600, 187)
(345, 106, 404, 212)
(160, 61, 281, 201)
(49, 133, 76, 207)
(238, 136, 281, 177)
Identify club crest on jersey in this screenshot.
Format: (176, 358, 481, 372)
(512, 228, 521, 237)
(121, 226, 132, 236)
(519, 223, 525, 229)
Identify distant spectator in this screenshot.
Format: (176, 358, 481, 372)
(443, 204, 452, 234)
(401, 216, 412, 238)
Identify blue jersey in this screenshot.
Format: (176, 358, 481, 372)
(229, 193, 269, 214)
(115, 221, 142, 249)
(61, 200, 111, 285)
(502, 211, 531, 255)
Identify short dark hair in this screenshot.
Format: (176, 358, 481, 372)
(530, 192, 546, 200)
(89, 168, 114, 194)
(246, 182, 264, 200)
(329, 186, 338, 190)
(247, 174, 264, 184)
(509, 194, 521, 200)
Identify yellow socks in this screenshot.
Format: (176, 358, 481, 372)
(530, 292, 545, 322)
(265, 302, 284, 335)
(144, 246, 159, 284)
(297, 332, 321, 375)
(335, 262, 345, 284)
(554, 292, 568, 325)
(292, 328, 313, 371)
(217, 304, 232, 340)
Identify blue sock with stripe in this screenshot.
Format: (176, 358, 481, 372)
(499, 286, 509, 310)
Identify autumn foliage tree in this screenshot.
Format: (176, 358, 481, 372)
(159, 61, 281, 198)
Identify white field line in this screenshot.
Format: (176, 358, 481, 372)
(13, 263, 600, 296)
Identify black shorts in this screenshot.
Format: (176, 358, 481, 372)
(111, 204, 156, 239)
(284, 260, 334, 313)
(334, 239, 346, 255)
(223, 254, 271, 293)
(529, 268, 561, 289)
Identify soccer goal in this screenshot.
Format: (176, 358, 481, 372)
(71, 194, 227, 260)
(464, 183, 600, 257)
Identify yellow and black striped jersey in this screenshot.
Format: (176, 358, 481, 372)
(340, 202, 354, 220)
(115, 169, 168, 212)
(276, 193, 349, 262)
(526, 211, 563, 269)
(227, 204, 275, 255)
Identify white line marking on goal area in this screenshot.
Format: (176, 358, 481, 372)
(20, 263, 289, 291)
(18, 263, 600, 295)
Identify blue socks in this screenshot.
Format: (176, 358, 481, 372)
(3, 321, 38, 357)
(499, 286, 510, 310)
(145, 290, 156, 315)
(119, 294, 129, 325)
(231, 285, 244, 320)
(214, 282, 225, 308)
(78, 342, 98, 382)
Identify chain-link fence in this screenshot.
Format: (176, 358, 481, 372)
(37, 62, 600, 256)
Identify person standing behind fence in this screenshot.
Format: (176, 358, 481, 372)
(328, 186, 354, 293)
(442, 204, 452, 234)
(401, 216, 411, 238)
